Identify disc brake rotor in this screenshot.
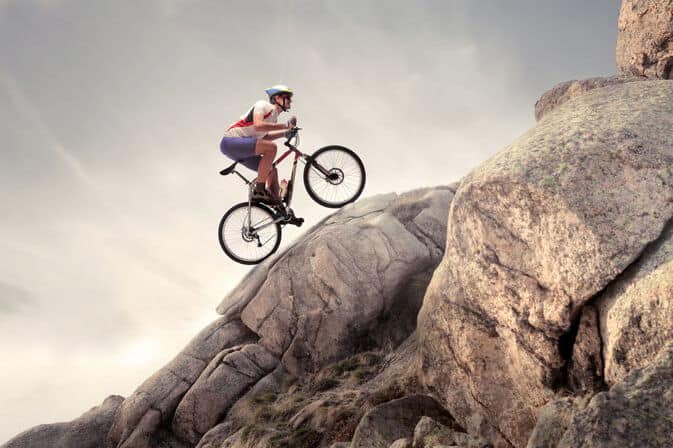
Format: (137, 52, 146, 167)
(327, 168, 344, 185)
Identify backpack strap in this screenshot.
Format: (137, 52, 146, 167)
(244, 106, 255, 123)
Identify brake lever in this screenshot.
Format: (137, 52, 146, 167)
(284, 127, 301, 144)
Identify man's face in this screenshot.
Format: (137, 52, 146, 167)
(277, 94, 292, 110)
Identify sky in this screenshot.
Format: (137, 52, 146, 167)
(0, 0, 619, 442)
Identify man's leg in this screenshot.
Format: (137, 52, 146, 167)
(254, 140, 281, 201)
(254, 140, 277, 185)
(267, 168, 280, 198)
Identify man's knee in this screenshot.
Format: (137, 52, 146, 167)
(258, 141, 276, 155)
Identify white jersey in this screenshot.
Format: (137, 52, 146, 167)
(224, 100, 280, 138)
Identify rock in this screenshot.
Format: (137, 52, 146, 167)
(364, 332, 423, 407)
(195, 366, 287, 448)
(596, 220, 673, 385)
(413, 416, 491, 448)
(418, 80, 673, 447)
(193, 184, 454, 448)
(566, 304, 604, 394)
(195, 365, 286, 448)
(2, 395, 124, 448)
(196, 186, 454, 448)
(526, 397, 586, 448)
(350, 395, 459, 448)
(532, 342, 673, 448)
(172, 344, 278, 444)
(616, 0, 673, 79)
(389, 438, 412, 448)
(194, 422, 233, 448)
(107, 318, 256, 448)
(218, 187, 454, 377)
(534, 76, 641, 121)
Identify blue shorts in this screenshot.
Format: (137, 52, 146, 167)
(220, 136, 261, 171)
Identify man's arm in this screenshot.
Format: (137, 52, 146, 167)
(253, 107, 289, 132)
(262, 130, 289, 141)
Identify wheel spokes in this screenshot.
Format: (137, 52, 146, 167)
(307, 150, 363, 205)
(221, 205, 279, 263)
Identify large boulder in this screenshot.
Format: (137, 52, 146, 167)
(196, 333, 429, 448)
(533, 76, 641, 121)
(413, 416, 491, 448)
(529, 342, 673, 448)
(596, 220, 673, 385)
(418, 80, 673, 447)
(349, 395, 459, 448)
(172, 344, 278, 444)
(218, 187, 454, 377)
(616, 0, 673, 79)
(106, 318, 256, 448)
(570, 212, 673, 392)
(2, 395, 124, 448)
(526, 397, 585, 448)
(94, 186, 453, 448)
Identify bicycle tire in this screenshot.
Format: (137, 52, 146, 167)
(303, 145, 366, 208)
(218, 202, 282, 264)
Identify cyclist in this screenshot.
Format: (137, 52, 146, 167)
(220, 85, 297, 203)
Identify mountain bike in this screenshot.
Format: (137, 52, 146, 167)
(218, 128, 366, 264)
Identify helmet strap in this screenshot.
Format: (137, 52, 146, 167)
(272, 95, 288, 112)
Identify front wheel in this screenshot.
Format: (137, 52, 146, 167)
(218, 202, 281, 264)
(303, 145, 366, 208)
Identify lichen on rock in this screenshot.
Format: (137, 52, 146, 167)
(418, 80, 673, 447)
(530, 342, 673, 448)
(616, 0, 673, 79)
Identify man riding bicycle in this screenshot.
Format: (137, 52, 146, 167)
(220, 84, 297, 203)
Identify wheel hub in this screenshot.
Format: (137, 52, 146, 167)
(327, 168, 344, 185)
(241, 227, 256, 242)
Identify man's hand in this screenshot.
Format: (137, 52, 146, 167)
(286, 116, 297, 128)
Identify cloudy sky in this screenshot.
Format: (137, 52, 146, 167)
(1, 0, 619, 442)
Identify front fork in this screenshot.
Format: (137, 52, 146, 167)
(304, 154, 332, 178)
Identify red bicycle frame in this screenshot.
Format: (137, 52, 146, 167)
(266, 140, 305, 208)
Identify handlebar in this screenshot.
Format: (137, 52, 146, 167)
(284, 127, 301, 146)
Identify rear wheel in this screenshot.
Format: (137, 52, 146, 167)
(218, 202, 281, 264)
(303, 145, 366, 208)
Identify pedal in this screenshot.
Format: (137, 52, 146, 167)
(287, 216, 304, 227)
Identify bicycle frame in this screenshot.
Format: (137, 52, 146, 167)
(240, 144, 304, 239)
(225, 129, 333, 237)
(271, 138, 310, 207)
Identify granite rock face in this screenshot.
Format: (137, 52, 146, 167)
(616, 0, 673, 79)
(526, 397, 585, 448)
(418, 80, 673, 447)
(85, 186, 450, 448)
(106, 318, 256, 448)
(218, 187, 454, 378)
(2, 396, 124, 448)
(533, 76, 642, 121)
(349, 395, 458, 448)
(172, 344, 278, 444)
(595, 220, 673, 386)
(565, 304, 604, 394)
(413, 416, 491, 448)
(529, 342, 673, 448)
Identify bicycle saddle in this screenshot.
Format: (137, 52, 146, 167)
(219, 161, 238, 176)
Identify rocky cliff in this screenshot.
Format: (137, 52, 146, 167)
(5, 2, 673, 448)
(419, 79, 673, 448)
